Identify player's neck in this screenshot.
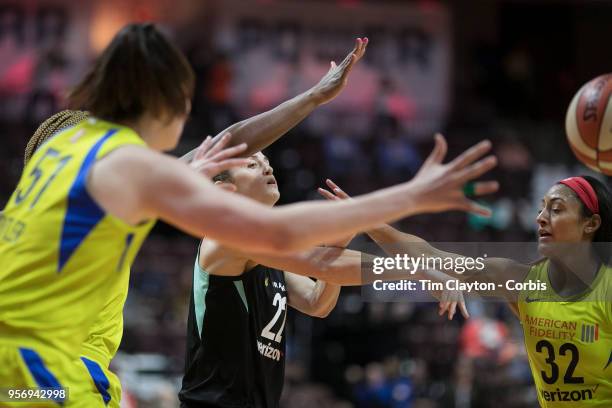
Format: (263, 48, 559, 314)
(117, 116, 167, 151)
(548, 246, 599, 296)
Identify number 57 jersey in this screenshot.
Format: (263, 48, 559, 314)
(0, 118, 155, 360)
(518, 260, 612, 407)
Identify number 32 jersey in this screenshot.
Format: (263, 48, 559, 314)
(0, 118, 155, 359)
(180, 254, 287, 408)
(518, 260, 612, 407)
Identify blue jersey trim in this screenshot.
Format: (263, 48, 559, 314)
(19, 347, 65, 406)
(81, 356, 112, 405)
(58, 129, 118, 272)
(116, 233, 134, 272)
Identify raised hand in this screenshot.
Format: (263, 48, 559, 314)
(190, 133, 250, 179)
(310, 37, 368, 105)
(410, 134, 499, 216)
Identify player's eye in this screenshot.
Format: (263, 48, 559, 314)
(248, 162, 258, 168)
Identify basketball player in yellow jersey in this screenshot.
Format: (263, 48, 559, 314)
(321, 174, 612, 407)
(19, 110, 251, 407)
(0, 23, 498, 406)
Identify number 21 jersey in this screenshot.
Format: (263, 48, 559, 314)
(180, 256, 287, 408)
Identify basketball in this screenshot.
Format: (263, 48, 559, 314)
(565, 74, 612, 174)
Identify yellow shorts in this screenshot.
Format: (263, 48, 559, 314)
(0, 345, 108, 407)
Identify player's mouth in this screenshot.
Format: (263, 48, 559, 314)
(266, 177, 277, 186)
(538, 229, 553, 242)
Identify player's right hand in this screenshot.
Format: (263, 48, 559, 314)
(316, 178, 356, 247)
(438, 288, 470, 320)
(409, 134, 499, 216)
(190, 133, 250, 179)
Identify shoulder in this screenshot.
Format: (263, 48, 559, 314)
(487, 256, 532, 277)
(91, 146, 195, 192)
(199, 239, 250, 277)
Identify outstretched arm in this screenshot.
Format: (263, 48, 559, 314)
(318, 179, 529, 297)
(181, 38, 368, 162)
(201, 239, 464, 319)
(89, 135, 497, 255)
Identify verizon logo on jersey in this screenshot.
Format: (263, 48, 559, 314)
(257, 340, 283, 362)
(541, 384, 598, 403)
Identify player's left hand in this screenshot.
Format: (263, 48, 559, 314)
(437, 289, 470, 320)
(310, 37, 368, 105)
(190, 133, 250, 179)
(317, 178, 356, 247)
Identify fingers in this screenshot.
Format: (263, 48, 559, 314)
(328, 37, 368, 85)
(338, 38, 363, 70)
(327, 61, 337, 75)
(439, 301, 449, 316)
(438, 290, 449, 316)
(207, 158, 251, 175)
(357, 37, 369, 59)
(204, 132, 232, 158)
(459, 301, 470, 319)
(193, 136, 213, 161)
(449, 302, 457, 320)
(317, 188, 340, 201)
(448, 139, 492, 171)
(350, 37, 368, 61)
(464, 200, 493, 217)
(339, 54, 357, 79)
(325, 179, 351, 199)
(349, 37, 362, 60)
(453, 155, 498, 185)
(433, 133, 448, 164)
(210, 143, 248, 162)
(424, 133, 448, 166)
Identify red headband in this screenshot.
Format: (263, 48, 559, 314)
(558, 177, 599, 214)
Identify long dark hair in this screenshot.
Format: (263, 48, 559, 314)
(575, 175, 612, 264)
(68, 23, 194, 122)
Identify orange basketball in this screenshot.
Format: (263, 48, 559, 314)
(565, 74, 612, 175)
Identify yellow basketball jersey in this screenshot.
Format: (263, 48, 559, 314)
(518, 260, 612, 407)
(81, 266, 130, 369)
(77, 266, 130, 408)
(0, 118, 155, 360)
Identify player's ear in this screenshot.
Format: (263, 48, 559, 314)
(214, 180, 237, 193)
(585, 214, 601, 235)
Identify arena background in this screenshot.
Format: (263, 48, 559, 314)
(1, 0, 611, 407)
